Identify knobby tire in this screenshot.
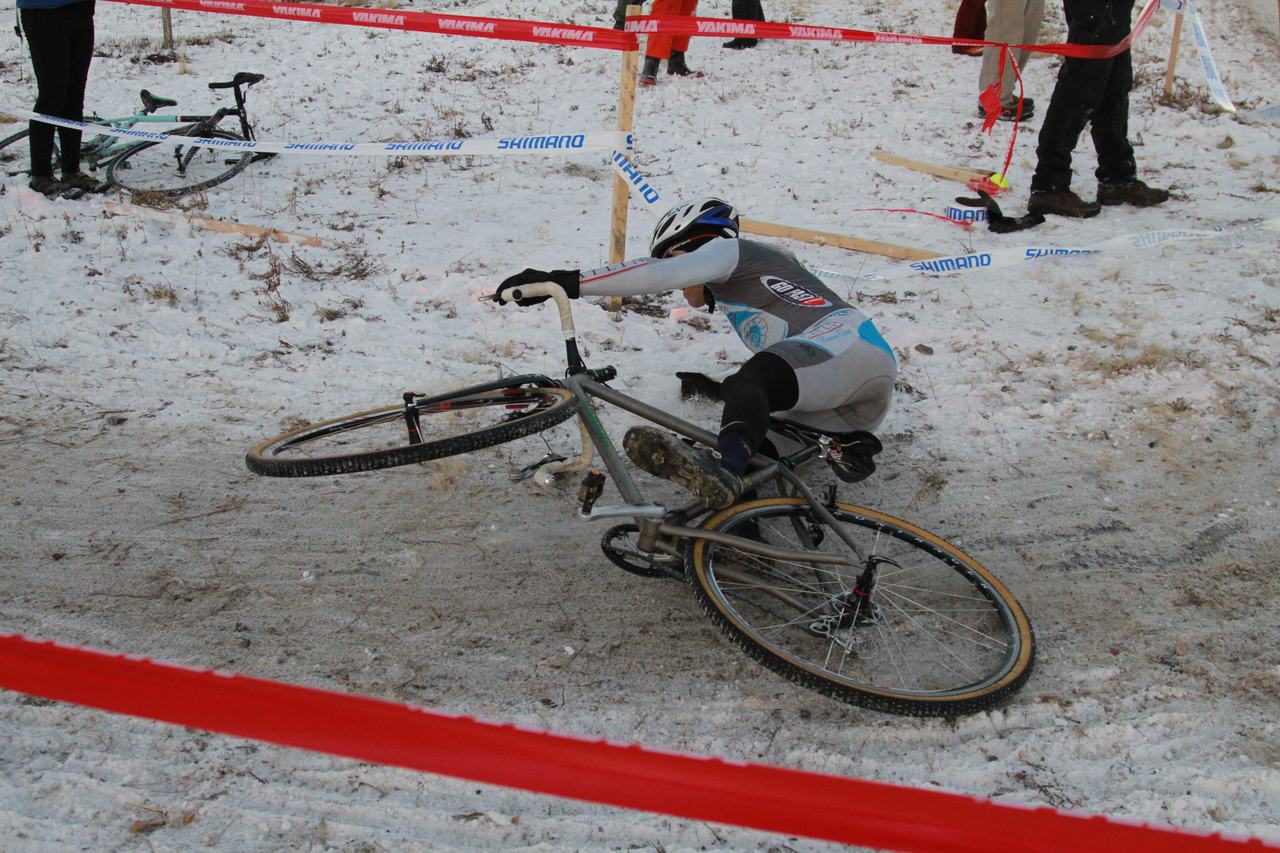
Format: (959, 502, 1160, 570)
(247, 386, 578, 478)
(107, 129, 253, 196)
(690, 498, 1035, 717)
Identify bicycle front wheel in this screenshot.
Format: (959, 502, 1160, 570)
(107, 129, 253, 196)
(247, 384, 578, 478)
(690, 498, 1034, 716)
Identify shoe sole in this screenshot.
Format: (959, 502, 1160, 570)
(623, 428, 737, 509)
(1027, 203, 1101, 218)
(1097, 197, 1169, 207)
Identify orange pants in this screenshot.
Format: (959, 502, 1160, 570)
(645, 0, 699, 59)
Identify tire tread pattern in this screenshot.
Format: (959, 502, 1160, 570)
(690, 498, 1035, 717)
(246, 388, 578, 478)
(107, 129, 253, 196)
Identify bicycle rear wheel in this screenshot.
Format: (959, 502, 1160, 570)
(690, 498, 1034, 716)
(107, 129, 252, 196)
(247, 383, 578, 478)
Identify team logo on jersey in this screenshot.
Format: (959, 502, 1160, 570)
(761, 276, 831, 308)
(741, 316, 769, 350)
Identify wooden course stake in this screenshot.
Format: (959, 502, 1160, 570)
(105, 202, 329, 247)
(739, 217, 942, 262)
(870, 148, 991, 184)
(1163, 10, 1185, 99)
(607, 4, 642, 311)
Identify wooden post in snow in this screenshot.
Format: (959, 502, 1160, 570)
(607, 4, 641, 311)
(1163, 11, 1184, 99)
(738, 218, 943, 262)
(161, 9, 174, 51)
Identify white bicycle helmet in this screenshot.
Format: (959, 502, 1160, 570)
(649, 198, 739, 259)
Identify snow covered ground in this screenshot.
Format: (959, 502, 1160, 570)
(1, 0, 1277, 849)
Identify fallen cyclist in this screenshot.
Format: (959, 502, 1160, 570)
(496, 197, 896, 509)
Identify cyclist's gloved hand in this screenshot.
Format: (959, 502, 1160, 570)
(496, 268, 581, 306)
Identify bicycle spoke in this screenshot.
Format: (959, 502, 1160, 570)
(692, 499, 1033, 711)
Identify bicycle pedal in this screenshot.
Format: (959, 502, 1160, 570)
(509, 453, 567, 482)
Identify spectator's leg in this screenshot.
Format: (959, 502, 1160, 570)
(670, 0, 698, 55)
(979, 0, 1024, 108)
(1031, 0, 1113, 192)
(1091, 47, 1137, 184)
(1012, 0, 1046, 96)
(645, 0, 681, 59)
(952, 0, 987, 55)
(21, 6, 73, 178)
(59, 0, 96, 177)
(724, 0, 761, 48)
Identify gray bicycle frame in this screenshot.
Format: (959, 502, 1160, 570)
(503, 281, 870, 569)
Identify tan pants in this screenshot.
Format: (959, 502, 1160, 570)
(979, 0, 1046, 105)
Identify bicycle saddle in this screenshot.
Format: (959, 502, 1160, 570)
(209, 72, 265, 90)
(139, 89, 177, 113)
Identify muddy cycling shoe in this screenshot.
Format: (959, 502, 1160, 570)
(623, 426, 741, 510)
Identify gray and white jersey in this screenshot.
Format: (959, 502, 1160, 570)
(579, 238, 898, 432)
(579, 238, 893, 371)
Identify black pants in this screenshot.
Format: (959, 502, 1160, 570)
(1031, 0, 1136, 192)
(731, 0, 764, 21)
(22, 0, 96, 177)
(719, 351, 798, 458)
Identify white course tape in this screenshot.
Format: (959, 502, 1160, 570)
(945, 205, 987, 224)
(1240, 103, 1280, 125)
(812, 218, 1279, 284)
(2, 107, 633, 157)
(1187, 2, 1235, 113)
(610, 150, 663, 207)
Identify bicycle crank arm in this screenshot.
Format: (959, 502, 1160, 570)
(587, 502, 666, 521)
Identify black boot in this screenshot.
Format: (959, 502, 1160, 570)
(1097, 178, 1170, 207)
(722, 38, 758, 49)
(639, 56, 660, 86)
(1027, 189, 1102, 219)
(666, 51, 704, 78)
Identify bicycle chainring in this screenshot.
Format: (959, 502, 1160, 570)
(600, 524, 685, 579)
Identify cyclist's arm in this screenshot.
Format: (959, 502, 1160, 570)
(577, 239, 739, 298)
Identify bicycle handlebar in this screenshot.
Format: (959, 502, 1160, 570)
(492, 282, 577, 342)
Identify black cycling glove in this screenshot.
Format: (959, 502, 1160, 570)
(954, 191, 1045, 234)
(496, 268, 581, 306)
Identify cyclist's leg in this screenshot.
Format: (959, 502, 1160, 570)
(717, 351, 798, 474)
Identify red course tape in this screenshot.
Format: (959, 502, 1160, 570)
(625, 0, 1161, 59)
(108, 0, 639, 50)
(1, 634, 1272, 852)
(105, 0, 1160, 59)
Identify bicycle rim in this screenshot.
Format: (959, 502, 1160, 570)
(0, 130, 31, 167)
(690, 498, 1034, 716)
(247, 385, 578, 478)
(107, 130, 252, 196)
